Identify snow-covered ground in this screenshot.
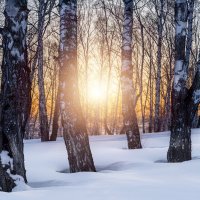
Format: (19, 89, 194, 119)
(1, 129, 200, 200)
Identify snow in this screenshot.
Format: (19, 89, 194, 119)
(174, 60, 187, 92)
(175, 21, 186, 36)
(0, 151, 13, 168)
(193, 89, 200, 104)
(11, 47, 21, 59)
(1, 129, 200, 199)
(0, 151, 27, 191)
(5, 0, 19, 18)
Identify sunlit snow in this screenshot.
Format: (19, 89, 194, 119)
(1, 130, 200, 199)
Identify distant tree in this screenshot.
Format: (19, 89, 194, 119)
(59, 0, 96, 172)
(153, 0, 165, 132)
(37, 0, 50, 141)
(0, 0, 31, 191)
(121, 0, 142, 149)
(37, 0, 56, 141)
(50, 66, 60, 141)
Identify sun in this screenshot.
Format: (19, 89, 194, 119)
(88, 82, 105, 102)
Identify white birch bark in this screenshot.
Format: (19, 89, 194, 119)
(154, 0, 164, 132)
(121, 0, 142, 149)
(59, 0, 96, 172)
(167, 0, 191, 162)
(0, 0, 31, 191)
(37, 0, 49, 141)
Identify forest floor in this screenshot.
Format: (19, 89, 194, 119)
(1, 129, 200, 199)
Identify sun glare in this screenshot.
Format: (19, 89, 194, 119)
(88, 82, 105, 102)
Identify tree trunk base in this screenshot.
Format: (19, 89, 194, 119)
(0, 167, 16, 192)
(125, 128, 142, 149)
(124, 109, 142, 149)
(63, 130, 96, 173)
(167, 132, 191, 162)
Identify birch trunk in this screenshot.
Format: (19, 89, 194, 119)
(167, 0, 191, 162)
(154, 0, 164, 132)
(37, 0, 49, 141)
(164, 36, 173, 131)
(50, 84, 60, 141)
(0, 0, 31, 191)
(59, 0, 96, 172)
(148, 38, 153, 133)
(185, 0, 194, 67)
(187, 52, 200, 128)
(121, 0, 142, 149)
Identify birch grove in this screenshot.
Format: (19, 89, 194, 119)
(1, 0, 200, 192)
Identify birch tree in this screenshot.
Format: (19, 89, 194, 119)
(121, 0, 142, 149)
(167, 0, 196, 162)
(0, 0, 31, 191)
(37, 0, 49, 141)
(154, 0, 165, 132)
(50, 83, 60, 141)
(59, 0, 96, 172)
(36, 0, 56, 141)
